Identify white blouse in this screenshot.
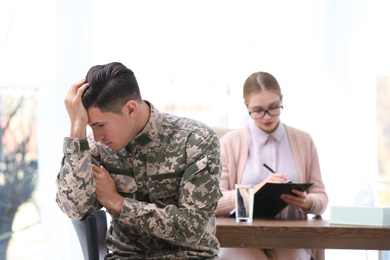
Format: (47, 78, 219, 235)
(241, 120, 301, 219)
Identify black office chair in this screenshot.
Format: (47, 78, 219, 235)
(72, 210, 108, 260)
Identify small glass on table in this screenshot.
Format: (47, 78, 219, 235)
(235, 184, 254, 223)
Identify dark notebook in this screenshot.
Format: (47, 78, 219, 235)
(253, 182, 313, 218)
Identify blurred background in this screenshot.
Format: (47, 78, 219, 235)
(1, 0, 390, 259)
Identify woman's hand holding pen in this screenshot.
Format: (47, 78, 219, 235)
(254, 164, 288, 192)
(254, 173, 288, 193)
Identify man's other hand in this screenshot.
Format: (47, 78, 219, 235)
(92, 165, 125, 215)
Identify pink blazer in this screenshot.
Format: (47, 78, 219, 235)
(216, 124, 328, 218)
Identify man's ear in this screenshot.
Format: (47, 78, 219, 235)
(123, 100, 138, 117)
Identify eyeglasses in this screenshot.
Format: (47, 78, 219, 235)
(248, 106, 283, 119)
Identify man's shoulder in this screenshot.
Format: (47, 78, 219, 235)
(161, 112, 216, 139)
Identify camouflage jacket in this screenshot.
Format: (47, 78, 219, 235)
(56, 103, 222, 259)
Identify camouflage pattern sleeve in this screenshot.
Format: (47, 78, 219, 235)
(55, 137, 101, 220)
(115, 128, 222, 246)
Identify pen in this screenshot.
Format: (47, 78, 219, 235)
(263, 163, 275, 173)
(263, 163, 293, 183)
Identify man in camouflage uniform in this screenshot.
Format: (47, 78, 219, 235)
(55, 62, 222, 259)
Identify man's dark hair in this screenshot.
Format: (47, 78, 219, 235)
(82, 62, 142, 114)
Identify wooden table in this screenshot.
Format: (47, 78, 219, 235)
(216, 217, 390, 250)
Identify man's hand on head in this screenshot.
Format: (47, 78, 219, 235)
(64, 79, 90, 139)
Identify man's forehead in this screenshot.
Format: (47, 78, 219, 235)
(87, 107, 125, 126)
(87, 107, 106, 125)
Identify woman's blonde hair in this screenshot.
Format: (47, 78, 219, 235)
(243, 72, 282, 105)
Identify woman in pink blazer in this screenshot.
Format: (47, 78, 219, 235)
(216, 72, 328, 260)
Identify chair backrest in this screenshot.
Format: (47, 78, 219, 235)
(72, 210, 108, 260)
